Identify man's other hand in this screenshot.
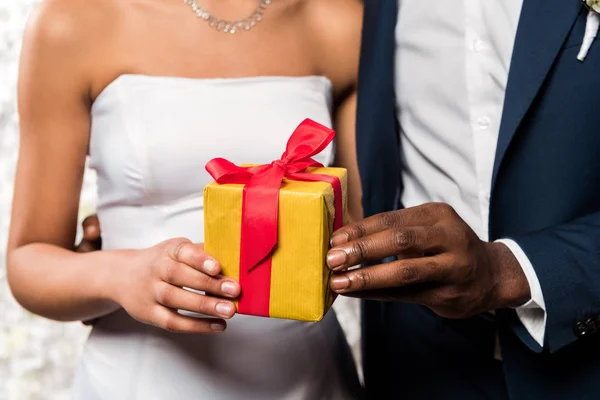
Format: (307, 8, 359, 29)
(75, 214, 102, 253)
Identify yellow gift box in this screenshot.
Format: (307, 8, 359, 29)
(203, 119, 347, 322)
(204, 167, 347, 322)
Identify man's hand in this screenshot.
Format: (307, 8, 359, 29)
(75, 215, 102, 253)
(326, 203, 531, 318)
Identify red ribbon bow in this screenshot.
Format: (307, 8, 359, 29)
(205, 119, 343, 316)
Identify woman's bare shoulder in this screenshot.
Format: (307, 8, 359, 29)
(23, 0, 121, 62)
(307, 0, 363, 40)
(304, 0, 363, 91)
(20, 0, 131, 104)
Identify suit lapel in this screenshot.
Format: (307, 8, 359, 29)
(356, 0, 400, 217)
(492, 0, 582, 186)
(357, 4, 400, 390)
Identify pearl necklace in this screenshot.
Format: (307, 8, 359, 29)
(184, 0, 272, 34)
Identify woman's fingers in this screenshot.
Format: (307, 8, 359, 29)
(159, 260, 241, 299)
(162, 240, 241, 298)
(173, 241, 221, 277)
(145, 239, 240, 334)
(154, 282, 237, 319)
(150, 306, 227, 333)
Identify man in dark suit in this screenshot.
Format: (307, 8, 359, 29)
(326, 0, 600, 398)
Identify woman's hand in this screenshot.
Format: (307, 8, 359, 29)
(116, 238, 241, 334)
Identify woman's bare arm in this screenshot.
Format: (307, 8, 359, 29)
(333, 91, 363, 223)
(8, 2, 240, 333)
(6, 1, 125, 321)
(308, 0, 363, 222)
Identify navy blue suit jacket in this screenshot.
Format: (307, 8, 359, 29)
(357, 1, 600, 398)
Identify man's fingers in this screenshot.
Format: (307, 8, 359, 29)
(327, 226, 446, 270)
(74, 215, 102, 253)
(82, 215, 101, 241)
(170, 241, 221, 277)
(74, 241, 101, 253)
(329, 256, 445, 294)
(339, 283, 437, 303)
(160, 261, 240, 299)
(151, 306, 227, 333)
(330, 203, 445, 247)
(154, 284, 237, 319)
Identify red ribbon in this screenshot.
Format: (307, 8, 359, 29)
(205, 119, 343, 317)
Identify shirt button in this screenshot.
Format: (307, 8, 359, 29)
(476, 116, 491, 130)
(472, 39, 485, 52)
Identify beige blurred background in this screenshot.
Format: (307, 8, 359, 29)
(0, 2, 361, 399)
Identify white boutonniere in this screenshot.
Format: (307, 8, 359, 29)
(578, 0, 600, 61)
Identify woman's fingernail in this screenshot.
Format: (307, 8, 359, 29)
(221, 282, 239, 297)
(330, 276, 350, 291)
(203, 259, 219, 275)
(211, 323, 225, 332)
(216, 302, 234, 316)
(327, 250, 348, 269)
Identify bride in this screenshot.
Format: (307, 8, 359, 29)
(6, 0, 364, 398)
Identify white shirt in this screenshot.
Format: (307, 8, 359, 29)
(394, 0, 546, 347)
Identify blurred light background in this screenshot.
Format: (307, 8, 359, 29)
(0, 2, 361, 399)
(0, 1, 97, 399)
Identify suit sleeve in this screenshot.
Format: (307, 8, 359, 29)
(504, 210, 600, 353)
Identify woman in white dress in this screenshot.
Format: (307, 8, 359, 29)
(7, 0, 364, 398)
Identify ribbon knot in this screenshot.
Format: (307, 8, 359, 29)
(205, 118, 343, 316)
(271, 159, 288, 173)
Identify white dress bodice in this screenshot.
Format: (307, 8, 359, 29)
(73, 75, 360, 399)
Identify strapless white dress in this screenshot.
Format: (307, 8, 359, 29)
(73, 75, 361, 399)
